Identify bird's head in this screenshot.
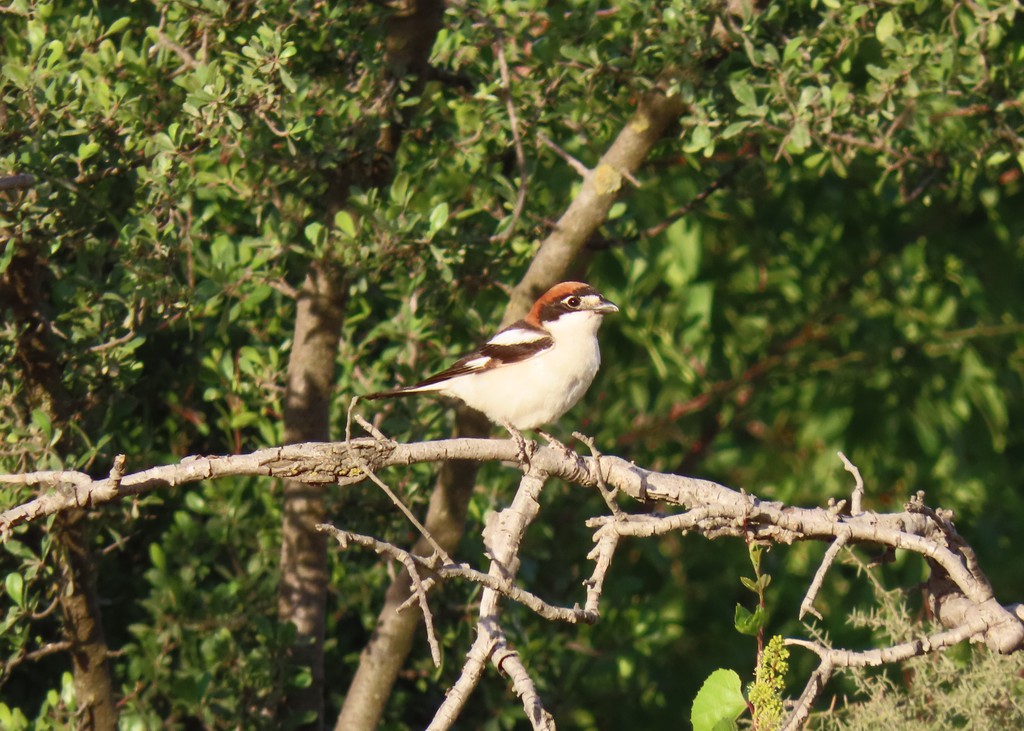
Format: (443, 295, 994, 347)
(526, 282, 619, 334)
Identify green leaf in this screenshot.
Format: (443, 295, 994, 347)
(279, 67, 297, 93)
(46, 39, 64, 66)
(428, 202, 449, 234)
(149, 542, 166, 572)
(30, 409, 52, 439)
(876, 11, 896, 43)
(691, 669, 747, 731)
(77, 141, 100, 161)
(729, 79, 757, 109)
(304, 222, 325, 246)
(105, 17, 131, 36)
(335, 210, 357, 237)
(735, 604, 767, 635)
(5, 573, 24, 608)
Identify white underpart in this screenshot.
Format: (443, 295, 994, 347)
(434, 310, 605, 429)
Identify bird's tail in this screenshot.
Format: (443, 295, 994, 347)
(364, 388, 410, 400)
(364, 383, 438, 400)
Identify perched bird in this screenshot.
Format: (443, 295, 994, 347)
(366, 282, 619, 430)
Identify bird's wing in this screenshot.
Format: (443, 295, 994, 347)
(365, 321, 553, 399)
(406, 320, 554, 389)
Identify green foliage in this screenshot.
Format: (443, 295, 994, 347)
(2, 0, 1024, 727)
(735, 543, 771, 637)
(691, 668, 747, 731)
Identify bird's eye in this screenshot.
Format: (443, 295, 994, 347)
(566, 296, 582, 308)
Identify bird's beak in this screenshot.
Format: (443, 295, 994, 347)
(593, 297, 619, 314)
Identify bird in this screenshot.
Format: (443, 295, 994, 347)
(365, 281, 619, 431)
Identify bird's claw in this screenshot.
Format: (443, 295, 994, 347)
(500, 421, 536, 468)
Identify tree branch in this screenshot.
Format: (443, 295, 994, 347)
(6, 435, 1021, 728)
(504, 85, 686, 323)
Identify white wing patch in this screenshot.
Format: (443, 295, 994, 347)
(488, 327, 548, 346)
(462, 356, 493, 371)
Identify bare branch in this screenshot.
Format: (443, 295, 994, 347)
(428, 468, 553, 729)
(837, 451, 864, 515)
(782, 659, 833, 731)
(5, 433, 1023, 729)
(318, 525, 595, 623)
(491, 36, 529, 245)
(783, 618, 990, 728)
(493, 645, 556, 731)
(0, 173, 35, 191)
(800, 536, 849, 621)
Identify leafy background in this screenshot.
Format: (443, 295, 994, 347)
(2, 0, 1023, 728)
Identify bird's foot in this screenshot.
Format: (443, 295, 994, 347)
(500, 421, 536, 468)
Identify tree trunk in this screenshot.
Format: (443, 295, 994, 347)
(278, 265, 348, 728)
(56, 511, 117, 731)
(3, 243, 117, 730)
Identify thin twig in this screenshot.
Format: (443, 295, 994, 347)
(345, 406, 453, 566)
(319, 523, 442, 666)
(799, 535, 849, 620)
(642, 162, 743, 239)
(491, 35, 529, 244)
(538, 133, 590, 177)
(321, 525, 596, 623)
(0, 641, 72, 680)
(150, 28, 198, 69)
(350, 402, 440, 560)
(837, 451, 864, 515)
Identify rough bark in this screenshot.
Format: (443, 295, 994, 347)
(55, 511, 117, 731)
(335, 82, 686, 731)
(278, 264, 349, 728)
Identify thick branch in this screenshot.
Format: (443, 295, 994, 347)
(504, 86, 686, 325)
(5, 436, 1023, 727)
(6, 436, 1021, 656)
(428, 468, 554, 730)
(278, 264, 348, 727)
